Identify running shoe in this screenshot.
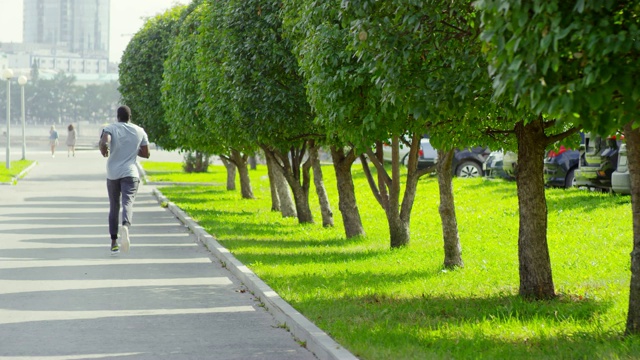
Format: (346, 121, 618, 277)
(121, 225, 130, 252)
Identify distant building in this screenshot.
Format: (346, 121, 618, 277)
(23, 0, 110, 59)
(0, 0, 112, 77)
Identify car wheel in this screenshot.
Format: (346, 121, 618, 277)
(564, 168, 576, 189)
(456, 161, 482, 178)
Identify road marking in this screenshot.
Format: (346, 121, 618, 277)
(0, 306, 255, 325)
(0, 258, 212, 269)
(0, 277, 233, 294)
(0, 353, 144, 359)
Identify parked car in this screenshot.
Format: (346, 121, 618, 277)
(483, 150, 515, 180)
(543, 146, 580, 188)
(419, 137, 491, 178)
(612, 143, 630, 194)
(382, 137, 432, 169)
(382, 142, 412, 166)
(502, 151, 518, 178)
(574, 134, 621, 191)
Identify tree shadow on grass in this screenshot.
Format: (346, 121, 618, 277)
(336, 319, 636, 360)
(546, 190, 631, 214)
(159, 185, 239, 200)
(292, 292, 620, 359)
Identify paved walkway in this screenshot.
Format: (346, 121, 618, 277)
(0, 149, 319, 359)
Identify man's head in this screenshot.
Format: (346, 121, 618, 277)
(117, 106, 131, 122)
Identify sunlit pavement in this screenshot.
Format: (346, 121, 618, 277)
(0, 149, 315, 359)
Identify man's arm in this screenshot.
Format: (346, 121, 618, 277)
(138, 145, 150, 159)
(99, 132, 110, 157)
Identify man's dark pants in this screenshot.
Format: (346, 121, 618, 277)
(107, 177, 140, 240)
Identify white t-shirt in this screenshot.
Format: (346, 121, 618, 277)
(102, 122, 149, 180)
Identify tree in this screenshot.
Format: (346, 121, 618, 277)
(282, 0, 366, 237)
(340, 0, 491, 260)
(27, 73, 76, 125)
(162, 1, 246, 186)
(344, 1, 582, 296)
(1, 73, 117, 126)
(119, 5, 186, 149)
(477, 0, 640, 319)
(205, 0, 323, 224)
(76, 82, 119, 122)
(195, 0, 266, 200)
(284, 0, 439, 246)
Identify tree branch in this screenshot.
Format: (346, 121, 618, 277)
(359, 154, 384, 206)
(546, 126, 581, 145)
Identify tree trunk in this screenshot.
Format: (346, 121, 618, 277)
(394, 132, 426, 248)
(387, 210, 410, 248)
(309, 141, 333, 227)
(386, 136, 406, 247)
(291, 181, 314, 223)
(265, 146, 314, 224)
(275, 169, 297, 218)
(265, 148, 297, 218)
(362, 135, 417, 247)
(231, 149, 254, 199)
(266, 154, 281, 212)
(624, 123, 640, 334)
(249, 154, 258, 170)
(220, 156, 237, 191)
(436, 149, 463, 269)
(290, 151, 314, 224)
(195, 151, 210, 172)
(330, 146, 365, 238)
(183, 151, 209, 173)
(515, 119, 555, 300)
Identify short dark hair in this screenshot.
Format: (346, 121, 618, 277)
(117, 106, 131, 122)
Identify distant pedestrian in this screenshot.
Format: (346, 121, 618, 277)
(49, 125, 59, 157)
(66, 124, 77, 157)
(99, 106, 150, 254)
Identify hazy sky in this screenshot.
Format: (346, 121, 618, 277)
(0, 0, 189, 63)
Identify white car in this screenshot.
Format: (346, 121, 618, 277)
(612, 143, 630, 194)
(382, 137, 432, 169)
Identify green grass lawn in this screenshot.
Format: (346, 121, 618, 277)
(144, 161, 640, 359)
(0, 160, 36, 183)
(141, 161, 226, 184)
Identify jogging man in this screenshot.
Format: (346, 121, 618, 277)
(99, 105, 150, 254)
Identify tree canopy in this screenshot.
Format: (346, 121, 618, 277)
(119, 5, 186, 149)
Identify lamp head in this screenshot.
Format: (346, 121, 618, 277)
(18, 76, 27, 86)
(2, 68, 14, 80)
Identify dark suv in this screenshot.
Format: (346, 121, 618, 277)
(574, 134, 622, 191)
(543, 146, 580, 188)
(420, 137, 491, 177)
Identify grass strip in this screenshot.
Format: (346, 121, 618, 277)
(145, 161, 640, 359)
(0, 160, 36, 183)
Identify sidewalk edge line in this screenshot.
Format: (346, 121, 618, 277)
(15, 161, 38, 181)
(1, 160, 38, 185)
(151, 187, 359, 360)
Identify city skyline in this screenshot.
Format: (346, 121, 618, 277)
(0, 0, 188, 64)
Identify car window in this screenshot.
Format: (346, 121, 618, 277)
(618, 146, 628, 168)
(585, 136, 603, 155)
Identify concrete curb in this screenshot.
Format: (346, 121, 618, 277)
(151, 187, 359, 360)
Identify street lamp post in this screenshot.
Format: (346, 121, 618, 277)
(3, 68, 13, 169)
(18, 76, 27, 160)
